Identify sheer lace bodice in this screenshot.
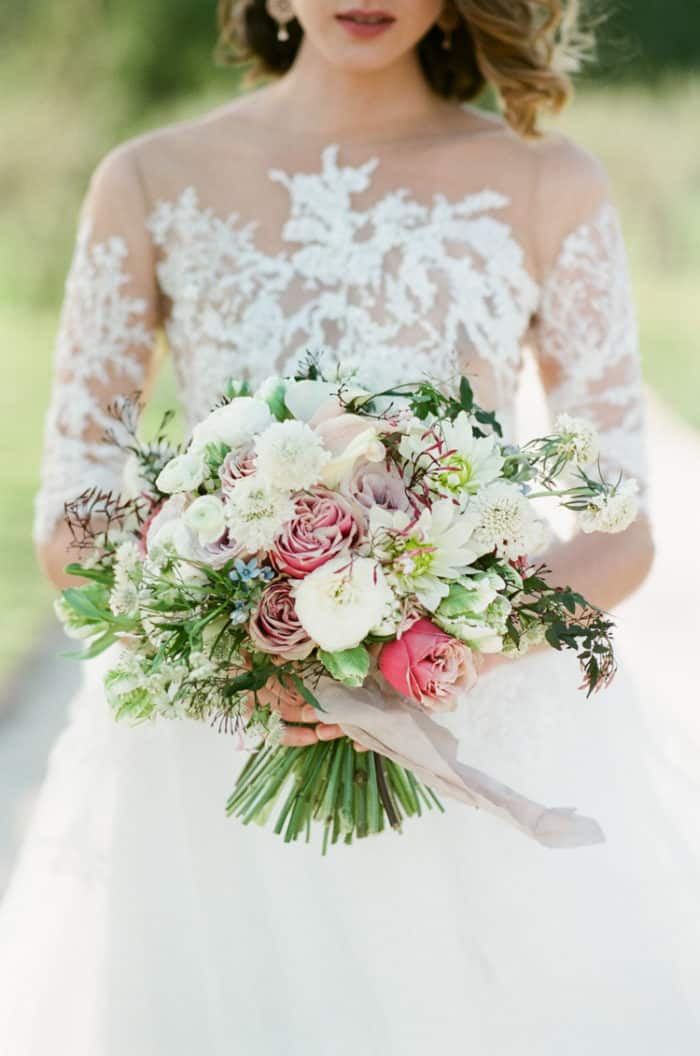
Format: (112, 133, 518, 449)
(33, 109, 648, 544)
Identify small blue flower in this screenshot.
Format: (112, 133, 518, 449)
(229, 601, 250, 625)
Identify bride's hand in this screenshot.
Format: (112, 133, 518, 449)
(251, 675, 368, 752)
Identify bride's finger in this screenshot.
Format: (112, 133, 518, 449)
(280, 725, 319, 747)
(315, 722, 344, 741)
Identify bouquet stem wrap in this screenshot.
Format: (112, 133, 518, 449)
(312, 677, 606, 849)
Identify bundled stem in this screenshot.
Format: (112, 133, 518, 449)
(225, 736, 442, 854)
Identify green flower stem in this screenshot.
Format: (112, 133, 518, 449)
(354, 751, 368, 839)
(375, 754, 401, 831)
(226, 737, 445, 850)
(318, 740, 344, 824)
(366, 752, 380, 833)
(341, 739, 355, 833)
(386, 759, 418, 816)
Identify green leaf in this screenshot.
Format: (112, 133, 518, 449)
(63, 563, 114, 585)
(459, 376, 474, 412)
(289, 673, 326, 714)
(318, 645, 370, 688)
(61, 629, 116, 661)
(62, 586, 110, 623)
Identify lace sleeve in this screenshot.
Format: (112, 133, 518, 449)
(33, 146, 159, 545)
(532, 197, 649, 509)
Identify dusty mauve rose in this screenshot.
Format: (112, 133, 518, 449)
(249, 580, 314, 660)
(218, 448, 257, 495)
(347, 461, 412, 513)
(271, 488, 364, 578)
(379, 618, 478, 712)
(203, 528, 247, 569)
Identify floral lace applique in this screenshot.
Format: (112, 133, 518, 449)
(33, 217, 155, 544)
(146, 144, 541, 424)
(536, 200, 648, 492)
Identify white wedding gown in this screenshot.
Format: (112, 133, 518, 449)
(1, 105, 699, 1053)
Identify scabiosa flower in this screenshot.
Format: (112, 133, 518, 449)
(472, 481, 549, 561)
(254, 420, 329, 491)
(109, 539, 143, 617)
(224, 477, 295, 552)
(578, 478, 639, 534)
(554, 414, 600, 466)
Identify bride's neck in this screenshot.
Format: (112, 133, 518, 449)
(252, 40, 450, 140)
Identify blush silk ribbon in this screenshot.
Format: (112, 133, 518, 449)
(312, 677, 606, 849)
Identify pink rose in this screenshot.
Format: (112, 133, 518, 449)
(346, 461, 413, 513)
(249, 580, 314, 661)
(271, 488, 364, 578)
(203, 528, 247, 569)
(218, 448, 257, 495)
(378, 618, 478, 712)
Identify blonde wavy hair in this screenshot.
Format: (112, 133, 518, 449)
(216, 1, 594, 138)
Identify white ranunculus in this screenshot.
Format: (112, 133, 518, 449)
(292, 555, 394, 652)
(183, 495, 227, 544)
(254, 420, 329, 491)
(190, 398, 273, 453)
(156, 451, 207, 495)
(224, 477, 295, 552)
(579, 478, 639, 534)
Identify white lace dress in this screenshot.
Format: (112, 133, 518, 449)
(1, 119, 698, 1054)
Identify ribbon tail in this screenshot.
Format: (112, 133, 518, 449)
(313, 679, 606, 850)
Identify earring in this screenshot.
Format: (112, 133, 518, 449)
(266, 0, 295, 42)
(437, 2, 459, 50)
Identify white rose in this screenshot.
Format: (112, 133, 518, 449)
(292, 555, 393, 652)
(183, 495, 226, 543)
(283, 380, 340, 422)
(190, 398, 273, 453)
(156, 451, 207, 494)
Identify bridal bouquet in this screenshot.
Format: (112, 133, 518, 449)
(55, 361, 639, 852)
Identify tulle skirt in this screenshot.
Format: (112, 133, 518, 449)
(0, 642, 699, 1055)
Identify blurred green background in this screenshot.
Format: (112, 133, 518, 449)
(1, 1, 698, 677)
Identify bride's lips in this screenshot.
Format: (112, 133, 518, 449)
(335, 9, 396, 39)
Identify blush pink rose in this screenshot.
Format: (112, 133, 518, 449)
(218, 448, 257, 495)
(378, 618, 478, 712)
(249, 580, 314, 661)
(270, 488, 365, 578)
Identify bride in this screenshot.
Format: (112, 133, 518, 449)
(1, 1, 699, 1051)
